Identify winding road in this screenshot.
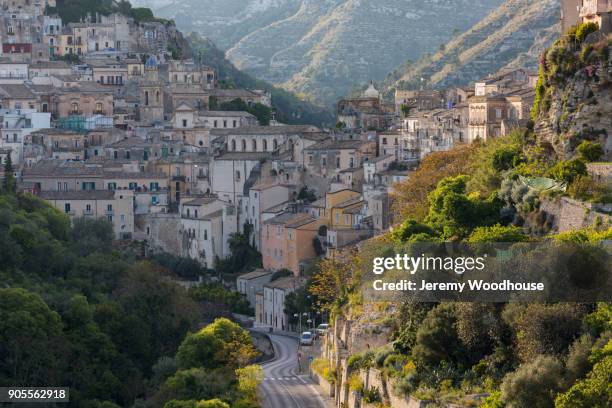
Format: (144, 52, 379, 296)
(259, 333, 331, 408)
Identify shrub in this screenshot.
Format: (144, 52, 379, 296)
(391, 219, 436, 243)
(555, 354, 611, 408)
(565, 334, 594, 384)
(514, 303, 586, 362)
(468, 224, 530, 243)
(492, 145, 523, 172)
(548, 159, 587, 183)
(576, 141, 604, 162)
(576, 22, 599, 43)
(568, 176, 612, 203)
(501, 355, 563, 408)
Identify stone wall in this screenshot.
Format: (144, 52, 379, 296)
(540, 196, 612, 232)
(141, 212, 182, 256)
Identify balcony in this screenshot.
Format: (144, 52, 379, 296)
(105, 209, 114, 215)
(172, 175, 186, 182)
(83, 209, 93, 216)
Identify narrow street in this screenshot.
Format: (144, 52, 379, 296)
(259, 333, 332, 408)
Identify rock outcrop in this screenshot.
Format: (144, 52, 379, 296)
(533, 30, 611, 160)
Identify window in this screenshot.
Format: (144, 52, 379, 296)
(235, 170, 241, 181)
(223, 120, 227, 128)
(120, 214, 125, 222)
(150, 182, 159, 191)
(95, 102, 103, 113)
(345, 215, 350, 224)
(152, 196, 158, 204)
(213, 120, 218, 128)
(233, 120, 237, 127)
(107, 182, 116, 190)
(204, 230, 208, 240)
(231, 140, 236, 151)
(273, 139, 278, 150)
(64, 203, 71, 213)
(336, 157, 340, 168)
(129, 182, 137, 190)
(70, 102, 79, 114)
(195, 209, 198, 218)
(182, 119, 187, 128)
(496, 108, 502, 119)
(241, 139, 246, 151)
(85, 204, 91, 213)
(144, 91, 149, 106)
(187, 209, 190, 218)
(263, 140, 268, 150)
(107, 204, 113, 212)
(349, 157, 354, 168)
(252, 139, 257, 151)
(382, 137, 387, 145)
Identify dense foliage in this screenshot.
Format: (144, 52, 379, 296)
(210, 98, 272, 126)
(313, 128, 612, 406)
(187, 34, 334, 127)
(51, 0, 167, 24)
(0, 193, 257, 407)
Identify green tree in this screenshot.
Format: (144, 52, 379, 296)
(501, 355, 564, 408)
(0, 288, 64, 386)
(512, 303, 586, 362)
(548, 159, 587, 184)
(2, 153, 15, 193)
(176, 318, 258, 370)
(576, 141, 604, 162)
(412, 303, 463, 366)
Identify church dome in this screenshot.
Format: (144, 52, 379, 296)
(363, 81, 380, 98)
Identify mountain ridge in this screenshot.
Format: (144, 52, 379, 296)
(133, 0, 504, 106)
(383, 0, 561, 94)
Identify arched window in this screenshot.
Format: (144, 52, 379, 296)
(252, 139, 257, 151)
(231, 140, 236, 151)
(241, 139, 246, 151)
(144, 91, 149, 106)
(95, 102, 103, 113)
(263, 139, 268, 150)
(273, 139, 278, 150)
(70, 102, 79, 114)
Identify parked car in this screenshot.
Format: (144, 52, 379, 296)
(300, 331, 314, 346)
(315, 323, 329, 338)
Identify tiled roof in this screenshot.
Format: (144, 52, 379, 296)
(237, 269, 273, 281)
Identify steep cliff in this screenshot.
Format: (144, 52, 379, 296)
(384, 0, 561, 93)
(533, 26, 611, 160)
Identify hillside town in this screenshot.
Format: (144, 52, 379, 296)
(0, 0, 610, 337)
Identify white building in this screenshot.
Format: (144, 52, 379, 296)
(0, 109, 51, 165)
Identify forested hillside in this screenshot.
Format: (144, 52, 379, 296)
(0, 193, 261, 408)
(188, 34, 334, 126)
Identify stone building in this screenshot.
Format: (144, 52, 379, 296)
(138, 56, 164, 123)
